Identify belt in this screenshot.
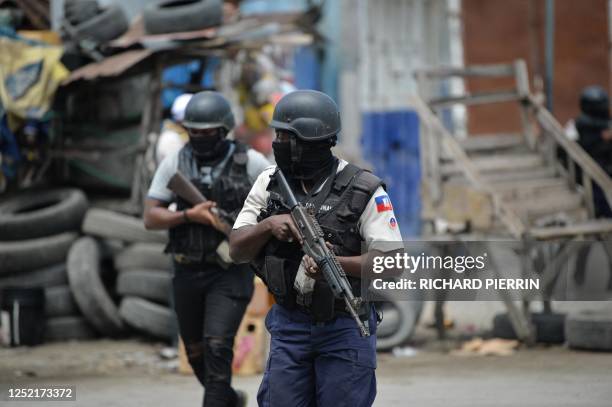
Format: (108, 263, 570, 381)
(172, 252, 218, 265)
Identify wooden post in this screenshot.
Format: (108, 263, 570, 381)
(582, 172, 595, 218)
(568, 159, 576, 189)
(514, 60, 536, 150)
(130, 58, 164, 213)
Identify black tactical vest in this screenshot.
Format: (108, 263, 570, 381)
(166, 142, 252, 263)
(255, 162, 384, 321)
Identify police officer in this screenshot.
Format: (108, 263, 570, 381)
(229, 90, 402, 406)
(575, 85, 611, 217)
(144, 91, 269, 407)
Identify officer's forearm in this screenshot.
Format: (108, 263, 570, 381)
(229, 221, 273, 263)
(144, 206, 188, 230)
(336, 255, 364, 278)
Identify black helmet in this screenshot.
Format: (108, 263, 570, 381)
(269, 90, 341, 141)
(183, 91, 235, 131)
(579, 86, 609, 120)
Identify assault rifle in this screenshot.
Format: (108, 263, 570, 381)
(166, 172, 232, 265)
(275, 169, 370, 337)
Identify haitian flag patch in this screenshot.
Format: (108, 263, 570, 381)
(375, 195, 393, 212)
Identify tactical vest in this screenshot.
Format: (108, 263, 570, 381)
(255, 162, 384, 322)
(166, 142, 252, 263)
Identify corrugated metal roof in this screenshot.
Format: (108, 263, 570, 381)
(63, 11, 312, 85)
(63, 49, 154, 85)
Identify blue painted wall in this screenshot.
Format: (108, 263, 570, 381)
(361, 110, 421, 237)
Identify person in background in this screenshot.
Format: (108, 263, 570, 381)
(144, 91, 270, 407)
(575, 85, 611, 218)
(155, 93, 192, 164)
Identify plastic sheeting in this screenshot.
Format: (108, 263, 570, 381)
(0, 36, 68, 119)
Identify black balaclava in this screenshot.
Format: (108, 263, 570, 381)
(189, 129, 230, 162)
(272, 136, 336, 181)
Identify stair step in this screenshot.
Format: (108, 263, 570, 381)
(508, 191, 585, 220)
(493, 178, 570, 201)
(442, 154, 545, 176)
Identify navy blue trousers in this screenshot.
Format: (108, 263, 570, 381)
(257, 304, 377, 407)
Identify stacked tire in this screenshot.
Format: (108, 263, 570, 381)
(114, 244, 174, 342)
(565, 309, 612, 352)
(63, 0, 128, 44)
(0, 189, 97, 342)
(143, 0, 223, 34)
(82, 208, 175, 342)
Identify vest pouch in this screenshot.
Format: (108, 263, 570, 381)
(311, 280, 336, 322)
(214, 177, 239, 210)
(263, 256, 297, 307)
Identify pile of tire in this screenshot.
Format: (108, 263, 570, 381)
(63, 0, 128, 44)
(376, 299, 423, 351)
(81, 208, 175, 342)
(143, 0, 223, 34)
(565, 309, 612, 352)
(492, 309, 612, 352)
(492, 312, 566, 344)
(0, 188, 97, 342)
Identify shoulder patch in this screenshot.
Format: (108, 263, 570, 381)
(375, 195, 393, 212)
(389, 217, 397, 228)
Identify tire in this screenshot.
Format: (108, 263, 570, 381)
(67, 237, 125, 336)
(116, 270, 171, 305)
(64, 0, 99, 26)
(45, 286, 79, 317)
(82, 208, 168, 244)
(376, 300, 423, 351)
(0, 233, 78, 275)
(0, 264, 68, 289)
(119, 297, 173, 341)
(45, 316, 97, 342)
(73, 5, 128, 43)
(0, 189, 88, 241)
(114, 243, 172, 271)
(143, 0, 223, 35)
(98, 239, 126, 260)
(493, 312, 566, 344)
(566, 310, 612, 351)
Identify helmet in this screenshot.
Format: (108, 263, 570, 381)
(579, 86, 609, 120)
(183, 91, 235, 131)
(170, 93, 193, 122)
(269, 90, 341, 141)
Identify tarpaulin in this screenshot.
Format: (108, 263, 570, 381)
(0, 36, 68, 119)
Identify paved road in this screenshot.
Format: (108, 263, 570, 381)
(1, 342, 610, 407)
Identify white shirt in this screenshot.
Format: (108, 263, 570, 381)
(233, 160, 402, 251)
(148, 147, 270, 202)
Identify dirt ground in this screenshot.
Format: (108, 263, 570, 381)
(1, 338, 610, 407)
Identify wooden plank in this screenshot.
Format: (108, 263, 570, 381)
(458, 133, 524, 152)
(481, 167, 558, 183)
(441, 154, 544, 176)
(429, 90, 520, 109)
(447, 167, 558, 185)
(417, 63, 515, 79)
(582, 172, 595, 218)
(410, 96, 526, 238)
(493, 177, 566, 192)
(530, 219, 612, 240)
(493, 178, 569, 201)
(510, 192, 584, 219)
(530, 95, 612, 212)
(514, 60, 537, 149)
